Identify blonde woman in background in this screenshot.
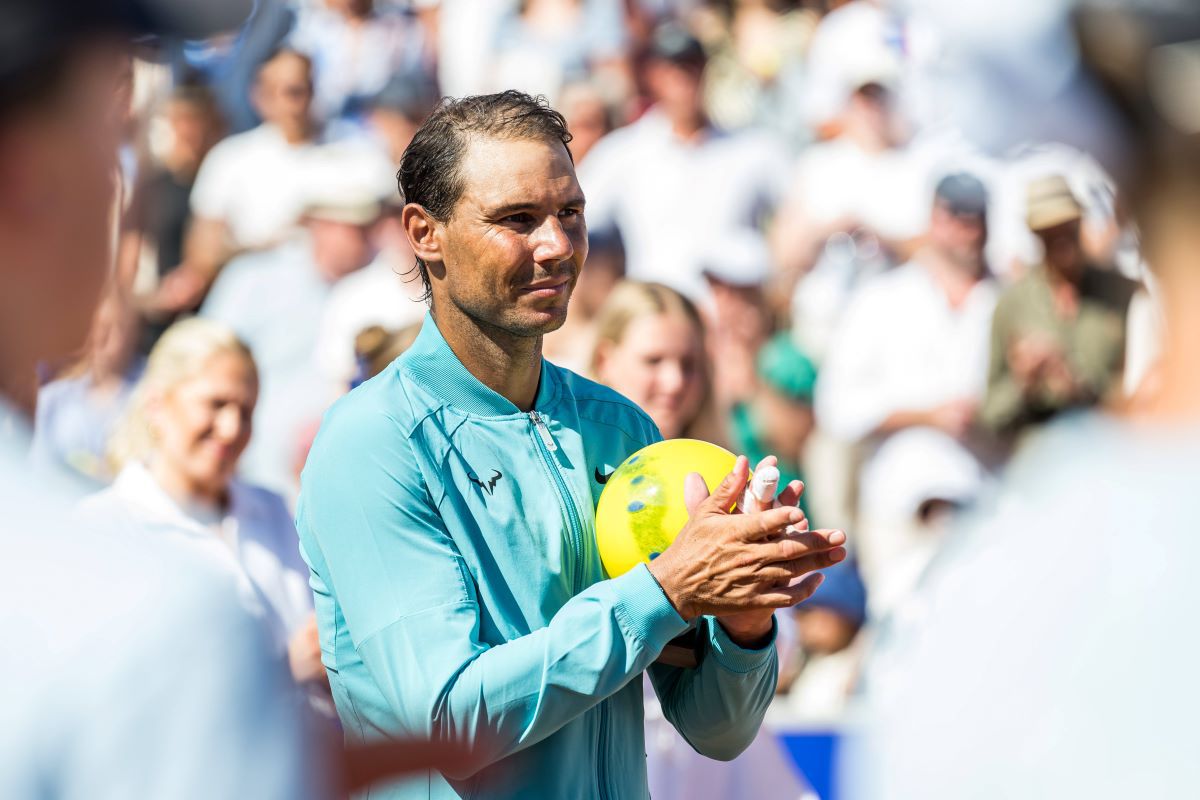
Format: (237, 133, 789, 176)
(589, 281, 727, 445)
(84, 317, 326, 698)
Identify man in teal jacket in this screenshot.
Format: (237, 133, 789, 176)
(297, 90, 847, 799)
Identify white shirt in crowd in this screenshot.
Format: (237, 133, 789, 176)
(849, 412, 1200, 799)
(82, 460, 313, 656)
(0, 401, 318, 799)
(816, 260, 998, 520)
(314, 252, 429, 389)
(579, 109, 789, 300)
(189, 125, 393, 251)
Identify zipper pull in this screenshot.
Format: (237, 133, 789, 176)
(529, 411, 557, 452)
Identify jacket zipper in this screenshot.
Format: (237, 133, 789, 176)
(528, 410, 609, 798)
(528, 411, 583, 594)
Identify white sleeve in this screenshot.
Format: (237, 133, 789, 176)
(815, 288, 895, 441)
(189, 140, 235, 220)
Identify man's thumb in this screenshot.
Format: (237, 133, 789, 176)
(707, 455, 750, 512)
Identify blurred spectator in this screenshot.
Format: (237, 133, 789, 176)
(314, 201, 428, 390)
(124, 83, 225, 350)
(590, 281, 724, 443)
(580, 22, 787, 301)
(770, 56, 932, 357)
(776, 556, 867, 719)
(701, 231, 774, 408)
(729, 332, 817, 518)
(32, 289, 144, 484)
(362, 70, 440, 165)
(558, 79, 617, 163)
(289, 0, 429, 125)
(980, 174, 1137, 439)
(817, 172, 998, 614)
(702, 0, 818, 148)
(490, 0, 630, 101)
(189, 48, 319, 252)
(200, 175, 384, 497)
(542, 234, 624, 373)
(351, 322, 423, 388)
(92, 318, 325, 699)
(174, 0, 296, 134)
(144, 49, 322, 319)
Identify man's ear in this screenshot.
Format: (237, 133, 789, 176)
(402, 204, 443, 265)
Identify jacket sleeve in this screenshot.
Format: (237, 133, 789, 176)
(646, 617, 779, 761)
(296, 407, 689, 779)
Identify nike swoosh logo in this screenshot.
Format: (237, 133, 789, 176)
(595, 467, 614, 484)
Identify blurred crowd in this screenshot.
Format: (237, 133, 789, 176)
(29, 0, 1160, 782)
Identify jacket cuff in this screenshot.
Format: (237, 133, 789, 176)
(705, 615, 777, 674)
(611, 564, 689, 654)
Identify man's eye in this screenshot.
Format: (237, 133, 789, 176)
(503, 213, 534, 225)
(558, 208, 581, 219)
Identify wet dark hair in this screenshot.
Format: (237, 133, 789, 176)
(396, 90, 574, 299)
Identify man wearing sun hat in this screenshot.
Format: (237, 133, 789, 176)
(979, 174, 1137, 439)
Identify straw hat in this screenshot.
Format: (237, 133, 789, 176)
(1026, 174, 1083, 232)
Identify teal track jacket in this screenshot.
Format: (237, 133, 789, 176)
(296, 315, 778, 799)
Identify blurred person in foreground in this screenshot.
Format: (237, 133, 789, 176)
(590, 280, 726, 444)
(979, 173, 1137, 441)
(0, 1, 321, 797)
(848, 2, 1200, 797)
(85, 318, 328, 704)
(200, 173, 385, 497)
(579, 22, 788, 302)
(32, 286, 144, 484)
(297, 90, 848, 799)
(817, 173, 999, 615)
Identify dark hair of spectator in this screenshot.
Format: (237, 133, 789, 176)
(0, 46, 75, 125)
(396, 90, 574, 298)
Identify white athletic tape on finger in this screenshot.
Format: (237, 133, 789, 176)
(748, 465, 780, 506)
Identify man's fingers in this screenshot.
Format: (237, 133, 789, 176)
(756, 573, 827, 609)
(760, 529, 846, 560)
(776, 480, 804, 509)
(683, 472, 710, 518)
(727, 504, 807, 541)
(705, 455, 751, 512)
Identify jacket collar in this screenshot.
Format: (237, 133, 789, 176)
(401, 313, 559, 418)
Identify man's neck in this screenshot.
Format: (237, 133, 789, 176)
(917, 246, 983, 308)
(432, 302, 543, 412)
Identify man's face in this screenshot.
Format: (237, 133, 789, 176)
(930, 202, 987, 271)
(431, 135, 587, 337)
(253, 53, 313, 130)
(1037, 218, 1084, 281)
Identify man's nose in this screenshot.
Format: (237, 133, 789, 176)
(531, 216, 574, 264)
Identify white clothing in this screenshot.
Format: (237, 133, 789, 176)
(816, 262, 995, 430)
(579, 109, 789, 300)
(189, 124, 321, 249)
(82, 461, 313, 654)
(189, 125, 393, 250)
(314, 252, 428, 389)
(784, 136, 948, 359)
(849, 412, 1200, 799)
(0, 400, 317, 799)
